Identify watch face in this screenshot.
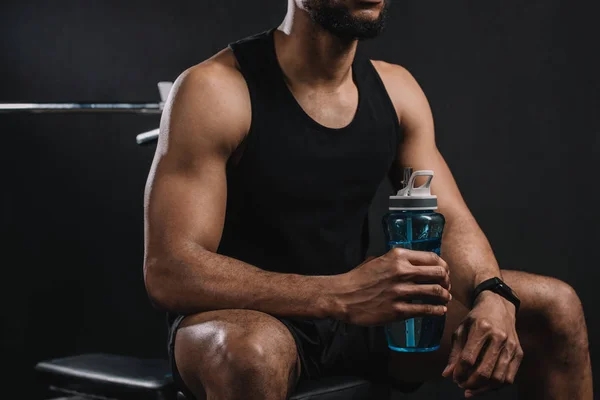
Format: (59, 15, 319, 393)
(497, 281, 519, 300)
(489, 277, 502, 288)
(473, 278, 520, 312)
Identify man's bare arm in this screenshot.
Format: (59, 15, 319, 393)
(373, 61, 506, 309)
(143, 55, 339, 319)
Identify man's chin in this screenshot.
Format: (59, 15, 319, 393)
(308, 2, 388, 41)
(352, 14, 382, 25)
(332, 23, 386, 40)
(327, 29, 384, 41)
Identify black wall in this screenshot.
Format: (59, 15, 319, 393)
(2, 1, 598, 399)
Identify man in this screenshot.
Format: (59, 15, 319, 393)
(143, 0, 593, 398)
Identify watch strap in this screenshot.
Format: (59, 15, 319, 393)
(472, 277, 521, 313)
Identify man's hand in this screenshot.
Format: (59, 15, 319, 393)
(334, 248, 452, 326)
(442, 291, 524, 398)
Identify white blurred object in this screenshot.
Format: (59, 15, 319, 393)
(136, 82, 173, 144)
(136, 128, 160, 145)
(158, 82, 173, 103)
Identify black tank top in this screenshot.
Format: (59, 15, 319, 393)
(219, 28, 401, 276)
(167, 29, 401, 328)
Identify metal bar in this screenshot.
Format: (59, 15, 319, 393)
(0, 103, 162, 114)
(136, 128, 160, 145)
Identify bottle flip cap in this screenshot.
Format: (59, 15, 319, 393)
(389, 169, 438, 210)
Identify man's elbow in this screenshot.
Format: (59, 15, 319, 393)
(143, 255, 178, 312)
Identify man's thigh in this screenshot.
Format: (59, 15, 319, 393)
(386, 269, 547, 384)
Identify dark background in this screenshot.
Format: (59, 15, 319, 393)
(1, 1, 598, 399)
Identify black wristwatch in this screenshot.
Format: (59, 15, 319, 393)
(472, 277, 521, 313)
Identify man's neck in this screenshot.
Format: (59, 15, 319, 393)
(276, 3, 358, 89)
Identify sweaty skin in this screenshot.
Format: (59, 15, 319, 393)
(144, 1, 593, 399)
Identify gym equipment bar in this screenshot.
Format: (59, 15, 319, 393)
(0, 102, 162, 114)
(0, 82, 173, 144)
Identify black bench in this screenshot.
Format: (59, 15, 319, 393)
(36, 353, 392, 400)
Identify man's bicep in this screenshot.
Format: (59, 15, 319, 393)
(397, 143, 470, 218)
(146, 154, 228, 257)
(386, 65, 437, 191)
(144, 63, 249, 257)
(395, 112, 471, 218)
(373, 61, 437, 189)
(383, 64, 470, 217)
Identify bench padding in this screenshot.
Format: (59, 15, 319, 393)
(36, 354, 390, 400)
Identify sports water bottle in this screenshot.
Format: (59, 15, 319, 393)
(382, 168, 446, 352)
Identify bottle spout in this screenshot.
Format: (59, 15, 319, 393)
(401, 167, 413, 190)
(390, 169, 438, 210)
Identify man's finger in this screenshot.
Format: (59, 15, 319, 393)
(465, 386, 490, 398)
(505, 348, 524, 385)
(460, 336, 506, 390)
(463, 348, 513, 400)
(453, 321, 488, 384)
(395, 302, 448, 318)
(402, 265, 451, 289)
(488, 344, 514, 389)
(395, 284, 451, 304)
(391, 247, 448, 269)
(442, 324, 465, 378)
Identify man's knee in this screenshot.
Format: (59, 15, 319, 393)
(174, 311, 299, 398)
(523, 277, 587, 346)
(545, 280, 587, 339)
(219, 330, 286, 377)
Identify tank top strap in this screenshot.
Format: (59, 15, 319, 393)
(228, 28, 279, 91)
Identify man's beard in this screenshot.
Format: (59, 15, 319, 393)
(302, 0, 389, 40)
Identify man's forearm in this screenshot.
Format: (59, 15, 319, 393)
(441, 212, 503, 308)
(146, 245, 342, 319)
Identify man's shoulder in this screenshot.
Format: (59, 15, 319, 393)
(370, 60, 411, 76)
(370, 60, 419, 94)
(166, 48, 251, 149)
(369, 60, 429, 120)
(182, 48, 248, 96)
(174, 47, 251, 125)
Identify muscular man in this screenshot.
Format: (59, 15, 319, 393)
(143, 1, 593, 398)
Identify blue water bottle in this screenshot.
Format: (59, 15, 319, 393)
(383, 168, 446, 352)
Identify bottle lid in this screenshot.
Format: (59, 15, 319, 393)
(389, 170, 438, 210)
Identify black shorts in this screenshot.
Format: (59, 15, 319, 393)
(167, 314, 394, 398)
